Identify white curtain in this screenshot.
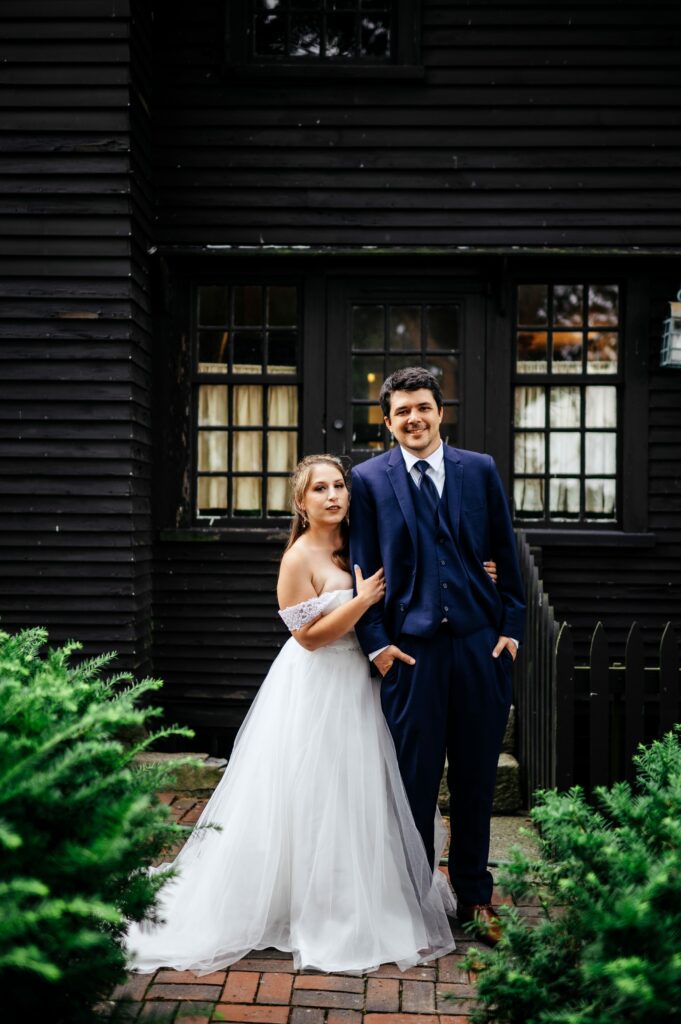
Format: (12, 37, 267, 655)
(197, 382, 297, 515)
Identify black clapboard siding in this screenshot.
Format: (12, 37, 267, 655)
(152, 536, 289, 751)
(151, 0, 681, 248)
(0, 0, 154, 671)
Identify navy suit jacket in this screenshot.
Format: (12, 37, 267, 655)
(349, 444, 526, 657)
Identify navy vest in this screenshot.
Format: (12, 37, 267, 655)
(401, 474, 490, 639)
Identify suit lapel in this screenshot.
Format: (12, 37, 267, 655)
(386, 447, 417, 552)
(443, 445, 463, 539)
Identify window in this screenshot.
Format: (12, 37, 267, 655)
(253, 0, 393, 61)
(350, 302, 460, 453)
(193, 283, 300, 522)
(512, 283, 620, 524)
(227, 0, 420, 71)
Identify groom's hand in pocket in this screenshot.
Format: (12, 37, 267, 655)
(374, 645, 416, 678)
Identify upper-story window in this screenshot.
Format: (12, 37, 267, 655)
(253, 0, 393, 61)
(512, 283, 620, 525)
(228, 0, 420, 71)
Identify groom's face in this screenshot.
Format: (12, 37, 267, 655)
(385, 388, 443, 457)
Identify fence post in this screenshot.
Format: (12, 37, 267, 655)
(624, 622, 645, 784)
(659, 622, 679, 734)
(589, 622, 610, 792)
(555, 621, 574, 791)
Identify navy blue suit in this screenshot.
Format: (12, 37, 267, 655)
(350, 444, 525, 906)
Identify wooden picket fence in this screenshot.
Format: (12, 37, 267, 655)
(514, 531, 681, 805)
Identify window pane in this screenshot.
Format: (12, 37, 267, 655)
(386, 354, 416, 376)
(291, 14, 321, 55)
(585, 478, 616, 516)
(267, 476, 291, 517)
(589, 284, 618, 327)
(232, 431, 263, 473)
(268, 330, 297, 372)
(233, 478, 262, 516)
(440, 403, 459, 443)
(514, 432, 545, 474)
(585, 432, 617, 475)
(585, 386, 617, 428)
(198, 286, 229, 326)
(514, 478, 544, 515)
(549, 386, 580, 428)
(233, 332, 263, 373)
(353, 404, 384, 448)
(549, 478, 580, 517)
(327, 13, 356, 56)
(267, 431, 297, 472)
(234, 286, 262, 326)
(254, 12, 286, 55)
(517, 331, 547, 373)
(550, 432, 581, 475)
(553, 284, 583, 327)
(197, 476, 227, 512)
(198, 330, 229, 371)
(587, 332, 618, 374)
(517, 284, 548, 325)
(352, 305, 383, 349)
(353, 355, 383, 400)
(514, 386, 545, 428)
(389, 306, 420, 350)
(198, 431, 228, 472)
(361, 13, 390, 57)
(552, 331, 582, 373)
(267, 287, 297, 326)
(427, 306, 458, 350)
(198, 385, 228, 426)
(233, 385, 263, 426)
(425, 355, 459, 400)
(268, 385, 298, 426)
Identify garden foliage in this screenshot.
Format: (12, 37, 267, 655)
(0, 627, 195, 1020)
(465, 727, 681, 1024)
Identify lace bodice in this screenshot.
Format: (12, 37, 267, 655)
(279, 589, 358, 651)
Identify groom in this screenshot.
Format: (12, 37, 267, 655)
(349, 366, 525, 945)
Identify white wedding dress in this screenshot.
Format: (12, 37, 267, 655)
(125, 589, 456, 976)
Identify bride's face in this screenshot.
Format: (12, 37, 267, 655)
(302, 464, 349, 528)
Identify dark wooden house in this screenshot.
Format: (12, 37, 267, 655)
(1, 0, 680, 762)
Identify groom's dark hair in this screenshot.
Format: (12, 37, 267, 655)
(379, 366, 444, 418)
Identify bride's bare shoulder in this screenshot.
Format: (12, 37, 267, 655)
(277, 541, 317, 609)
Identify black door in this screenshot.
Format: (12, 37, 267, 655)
(325, 276, 486, 463)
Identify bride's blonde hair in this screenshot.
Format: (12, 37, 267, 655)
(284, 454, 350, 572)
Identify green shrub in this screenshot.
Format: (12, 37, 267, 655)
(465, 727, 681, 1024)
(0, 627, 195, 1020)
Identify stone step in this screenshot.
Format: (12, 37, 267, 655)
(133, 751, 227, 795)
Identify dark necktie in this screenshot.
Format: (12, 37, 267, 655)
(415, 460, 439, 518)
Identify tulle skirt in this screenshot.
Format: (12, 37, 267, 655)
(125, 634, 455, 975)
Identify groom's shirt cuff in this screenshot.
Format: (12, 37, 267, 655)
(368, 645, 389, 662)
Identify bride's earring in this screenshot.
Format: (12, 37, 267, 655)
(299, 507, 308, 527)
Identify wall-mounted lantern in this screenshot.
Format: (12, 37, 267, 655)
(661, 289, 681, 368)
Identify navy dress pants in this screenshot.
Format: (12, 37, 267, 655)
(379, 623, 513, 907)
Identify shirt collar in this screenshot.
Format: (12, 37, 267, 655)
(400, 441, 444, 475)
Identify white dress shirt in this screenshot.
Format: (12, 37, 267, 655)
(367, 443, 517, 661)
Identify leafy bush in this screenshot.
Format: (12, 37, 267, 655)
(465, 728, 681, 1024)
(0, 627, 195, 1020)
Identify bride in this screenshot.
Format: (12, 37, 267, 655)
(125, 454, 457, 976)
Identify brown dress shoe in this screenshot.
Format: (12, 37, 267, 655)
(457, 903, 503, 947)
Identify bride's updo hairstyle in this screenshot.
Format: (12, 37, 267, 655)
(284, 454, 350, 572)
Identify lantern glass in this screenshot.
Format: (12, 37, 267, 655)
(661, 300, 681, 368)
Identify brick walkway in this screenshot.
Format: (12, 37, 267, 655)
(98, 796, 538, 1023)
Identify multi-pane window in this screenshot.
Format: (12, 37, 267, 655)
(513, 283, 620, 523)
(252, 0, 393, 61)
(194, 284, 299, 521)
(351, 303, 459, 452)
